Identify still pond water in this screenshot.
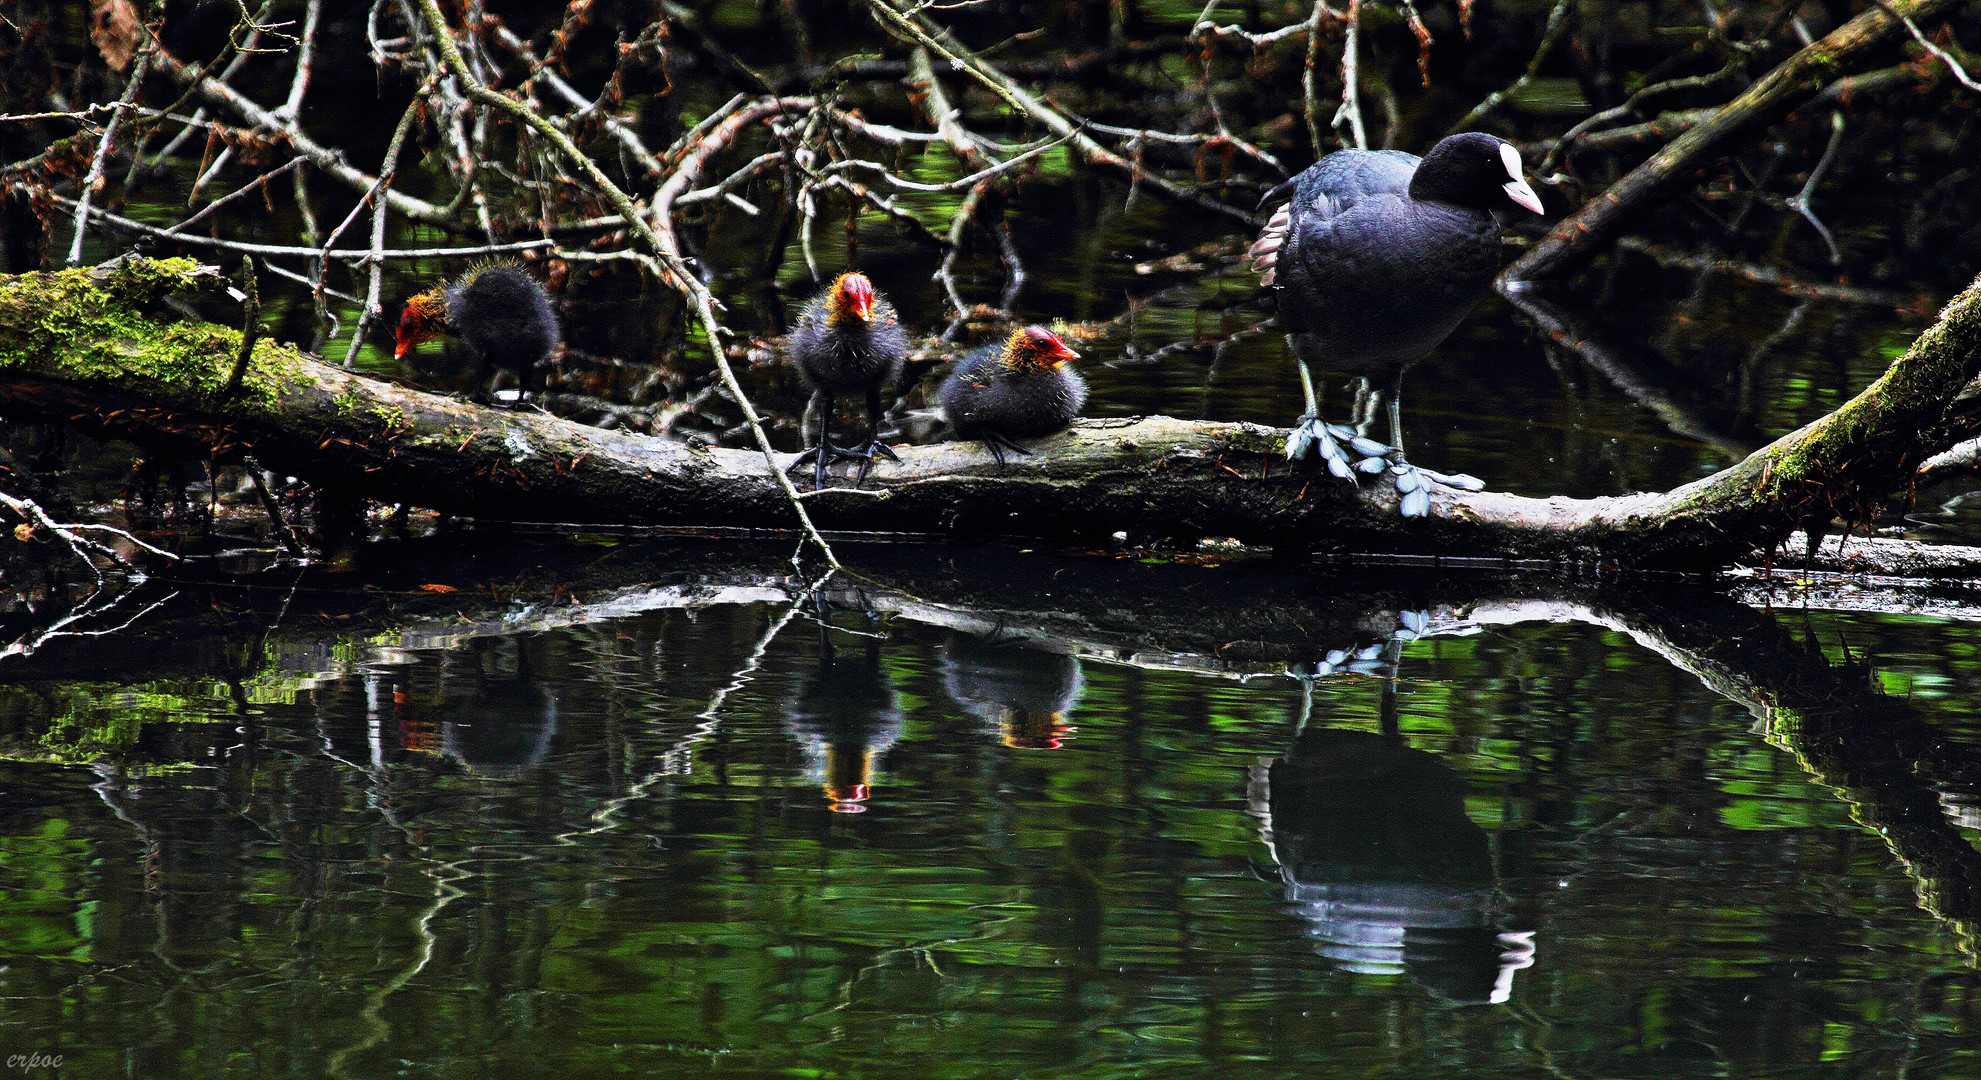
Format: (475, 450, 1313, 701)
(3, 533, 1981, 1077)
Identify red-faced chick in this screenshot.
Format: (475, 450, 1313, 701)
(787, 272, 909, 489)
(938, 326, 1085, 470)
(395, 264, 560, 406)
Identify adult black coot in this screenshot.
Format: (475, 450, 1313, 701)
(788, 271, 910, 489)
(939, 325, 1085, 469)
(1250, 132, 1542, 516)
(395, 263, 560, 405)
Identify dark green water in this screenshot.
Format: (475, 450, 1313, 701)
(3, 542, 1980, 1078)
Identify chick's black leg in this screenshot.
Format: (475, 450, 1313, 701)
(854, 387, 900, 485)
(786, 391, 837, 489)
(471, 353, 495, 406)
(980, 431, 1032, 473)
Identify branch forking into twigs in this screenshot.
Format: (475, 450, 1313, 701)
(408, 0, 845, 570)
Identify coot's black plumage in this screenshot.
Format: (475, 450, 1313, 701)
(788, 271, 910, 489)
(395, 264, 560, 405)
(1250, 132, 1542, 516)
(939, 326, 1085, 469)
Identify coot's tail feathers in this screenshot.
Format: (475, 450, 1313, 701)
(1248, 203, 1294, 285)
(1257, 176, 1301, 211)
(1248, 176, 1302, 285)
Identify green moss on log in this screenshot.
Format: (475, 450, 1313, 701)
(0, 257, 300, 411)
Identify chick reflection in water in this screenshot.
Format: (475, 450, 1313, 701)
(941, 633, 1083, 750)
(787, 620, 905, 813)
(1251, 679, 1533, 1003)
(403, 636, 559, 778)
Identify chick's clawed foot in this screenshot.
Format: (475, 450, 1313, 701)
(853, 439, 901, 485)
(789, 442, 871, 489)
(978, 431, 1037, 472)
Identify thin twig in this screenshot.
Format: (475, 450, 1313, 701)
(1451, 0, 1572, 133)
(68, 52, 153, 266)
(29, 195, 557, 260)
(1301, 0, 1328, 156)
(165, 156, 306, 236)
(860, 0, 1256, 225)
(1334, 0, 1367, 150)
(1787, 110, 1847, 265)
(1875, 0, 1981, 90)
(341, 72, 437, 366)
(0, 489, 180, 578)
(151, 44, 452, 223)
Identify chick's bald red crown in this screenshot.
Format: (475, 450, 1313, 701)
(825, 272, 878, 324)
(1003, 325, 1080, 372)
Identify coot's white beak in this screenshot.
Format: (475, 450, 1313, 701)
(1504, 177, 1543, 213)
(1500, 142, 1543, 214)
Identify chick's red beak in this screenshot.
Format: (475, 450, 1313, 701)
(394, 300, 434, 359)
(839, 274, 875, 321)
(1029, 328, 1079, 364)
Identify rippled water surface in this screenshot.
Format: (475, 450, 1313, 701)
(3, 542, 1980, 1078)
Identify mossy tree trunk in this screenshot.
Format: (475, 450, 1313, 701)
(4, 258, 1980, 571)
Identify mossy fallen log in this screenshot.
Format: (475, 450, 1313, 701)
(3, 258, 1981, 572)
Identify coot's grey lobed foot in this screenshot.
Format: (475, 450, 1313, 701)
(1419, 465, 1485, 492)
(1286, 414, 1358, 481)
(1392, 459, 1433, 518)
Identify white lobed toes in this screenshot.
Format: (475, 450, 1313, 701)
(1346, 434, 1388, 458)
(1422, 467, 1485, 491)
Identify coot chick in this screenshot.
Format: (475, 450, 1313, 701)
(939, 326, 1085, 469)
(395, 263, 560, 405)
(1250, 132, 1541, 516)
(788, 271, 910, 489)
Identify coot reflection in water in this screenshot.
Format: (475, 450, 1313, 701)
(786, 618, 906, 813)
(307, 634, 560, 778)
(940, 632, 1083, 750)
(1253, 674, 1534, 1004)
(419, 636, 560, 778)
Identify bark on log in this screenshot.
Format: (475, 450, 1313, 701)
(1508, 0, 1971, 282)
(4, 258, 1981, 572)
